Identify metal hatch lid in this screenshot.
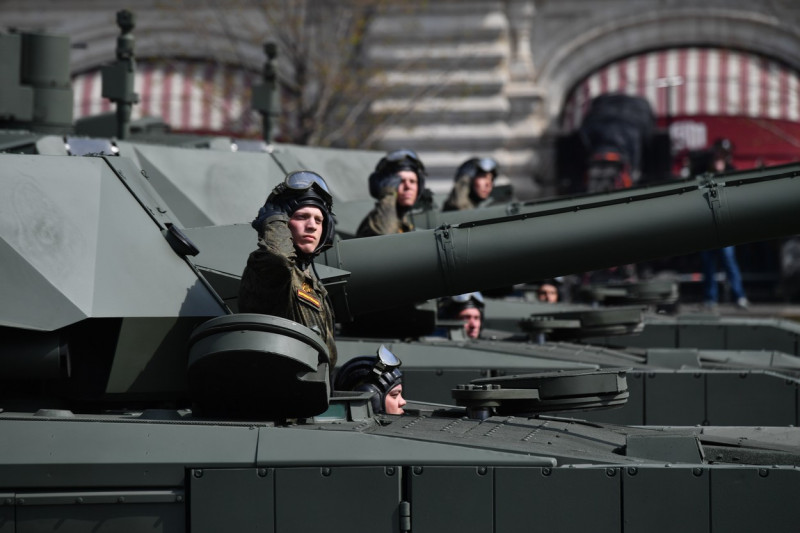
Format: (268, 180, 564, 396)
(187, 314, 331, 420)
(452, 368, 629, 419)
(518, 306, 644, 339)
(579, 279, 679, 306)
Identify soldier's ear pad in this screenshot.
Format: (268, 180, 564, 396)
(355, 383, 383, 413)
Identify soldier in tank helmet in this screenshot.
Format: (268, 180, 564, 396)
(442, 156, 498, 211)
(536, 279, 561, 303)
(239, 170, 338, 368)
(334, 345, 406, 415)
(440, 292, 485, 340)
(356, 149, 427, 237)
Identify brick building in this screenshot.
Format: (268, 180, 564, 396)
(4, 0, 800, 198)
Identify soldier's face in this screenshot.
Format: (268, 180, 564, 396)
(472, 173, 494, 200)
(384, 384, 406, 414)
(537, 284, 559, 303)
(396, 170, 419, 208)
(288, 206, 324, 254)
(457, 308, 482, 339)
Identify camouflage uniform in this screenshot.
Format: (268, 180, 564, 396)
(442, 174, 495, 212)
(356, 188, 414, 237)
(239, 214, 338, 369)
(442, 175, 478, 211)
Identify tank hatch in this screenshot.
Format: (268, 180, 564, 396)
(518, 306, 644, 341)
(452, 368, 629, 419)
(187, 314, 330, 420)
(579, 279, 679, 307)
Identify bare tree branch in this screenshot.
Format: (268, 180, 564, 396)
(167, 0, 458, 148)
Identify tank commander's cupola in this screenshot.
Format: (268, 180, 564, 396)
(187, 314, 331, 420)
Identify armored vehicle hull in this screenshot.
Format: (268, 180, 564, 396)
(4, 396, 800, 532)
(5, 20, 800, 532)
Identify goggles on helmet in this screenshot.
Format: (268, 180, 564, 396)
(385, 149, 423, 165)
(474, 157, 498, 175)
(373, 344, 401, 376)
(282, 170, 333, 206)
(450, 291, 485, 306)
(376, 149, 426, 175)
(455, 157, 498, 182)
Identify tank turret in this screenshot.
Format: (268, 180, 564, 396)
(187, 164, 800, 323)
(181, 163, 800, 426)
(0, 153, 332, 419)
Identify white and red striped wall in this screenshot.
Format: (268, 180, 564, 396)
(562, 47, 800, 169)
(72, 60, 262, 137)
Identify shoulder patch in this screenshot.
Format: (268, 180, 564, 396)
(297, 283, 321, 310)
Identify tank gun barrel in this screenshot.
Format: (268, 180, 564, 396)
(320, 166, 800, 318)
(412, 166, 786, 229)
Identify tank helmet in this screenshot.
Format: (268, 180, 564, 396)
(449, 291, 485, 310)
(333, 345, 403, 414)
(368, 149, 427, 200)
(711, 138, 734, 160)
(454, 157, 499, 182)
(712, 138, 734, 154)
(537, 278, 561, 300)
(254, 170, 336, 255)
(441, 291, 485, 318)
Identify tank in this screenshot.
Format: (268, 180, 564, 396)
(7, 147, 800, 532)
(387, 168, 800, 426)
(6, 17, 800, 533)
(22, 9, 800, 430)
(13, 9, 800, 434)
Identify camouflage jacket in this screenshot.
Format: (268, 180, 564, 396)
(442, 175, 495, 212)
(238, 214, 338, 369)
(442, 174, 478, 212)
(356, 187, 414, 237)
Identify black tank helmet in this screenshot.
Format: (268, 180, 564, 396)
(454, 157, 498, 204)
(440, 291, 485, 319)
(368, 149, 427, 201)
(253, 170, 336, 255)
(711, 137, 734, 156)
(453, 156, 498, 182)
(333, 345, 403, 414)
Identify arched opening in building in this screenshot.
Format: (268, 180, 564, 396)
(557, 47, 800, 303)
(561, 47, 800, 174)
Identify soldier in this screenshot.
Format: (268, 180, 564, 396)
(239, 170, 339, 368)
(537, 279, 561, 303)
(440, 292, 485, 339)
(442, 156, 498, 211)
(333, 345, 406, 415)
(356, 149, 427, 237)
